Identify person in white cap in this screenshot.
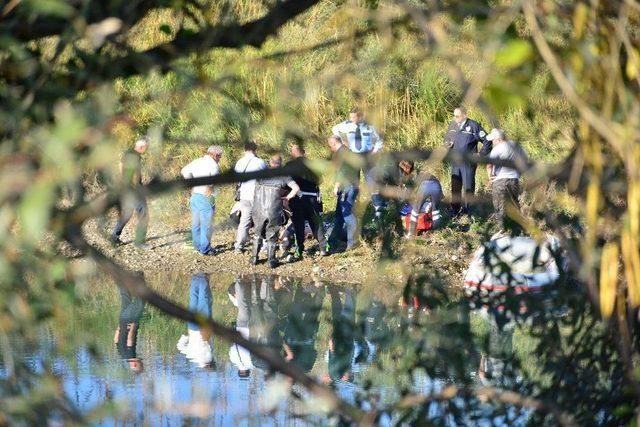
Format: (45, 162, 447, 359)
(110, 137, 150, 249)
(181, 145, 223, 255)
(486, 128, 529, 230)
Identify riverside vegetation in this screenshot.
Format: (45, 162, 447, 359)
(1, 0, 639, 425)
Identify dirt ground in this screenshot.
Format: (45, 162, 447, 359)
(82, 209, 482, 287)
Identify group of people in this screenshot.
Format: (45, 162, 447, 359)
(109, 106, 528, 266)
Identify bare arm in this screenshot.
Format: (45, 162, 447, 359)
(286, 181, 300, 200)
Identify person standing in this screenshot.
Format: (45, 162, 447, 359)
(327, 135, 360, 252)
(110, 137, 150, 248)
(486, 128, 528, 231)
(181, 145, 223, 256)
(233, 141, 267, 253)
(285, 144, 327, 260)
(251, 155, 300, 268)
(444, 107, 492, 217)
(332, 107, 385, 220)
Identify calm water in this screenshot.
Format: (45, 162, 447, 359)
(4, 272, 535, 426)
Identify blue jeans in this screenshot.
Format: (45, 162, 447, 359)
(188, 273, 212, 330)
(190, 193, 215, 254)
(330, 185, 359, 246)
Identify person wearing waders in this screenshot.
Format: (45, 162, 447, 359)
(285, 143, 327, 261)
(327, 135, 360, 252)
(332, 107, 385, 222)
(251, 155, 300, 268)
(444, 107, 492, 217)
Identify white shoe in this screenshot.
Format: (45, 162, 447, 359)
(176, 334, 189, 354)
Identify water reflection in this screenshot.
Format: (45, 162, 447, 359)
(3, 270, 582, 425)
(114, 286, 145, 372)
(176, 273, 215, 369)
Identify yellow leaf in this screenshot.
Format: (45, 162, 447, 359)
(622, 230, 640, 306)
(599, 242, 619, 318)
(572, 3, 588, 40)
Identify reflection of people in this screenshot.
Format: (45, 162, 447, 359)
(251, 155, 300, 268)
(476, 309, 514, 384)
(176, 273, 214, 368)
(323, 286, 357, 384)
(114, 286, 146, 372)
(228, 276, 287, 376)
(281, 282, 326, 373)
(110, 137, 150, 248)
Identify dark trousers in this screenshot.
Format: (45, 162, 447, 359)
(254, 213, 282, 244)
(291, 195, 326, 254)
(112, 196, 148, 243)
(491, 178, 521, 227)
(451, 164, 476, 215)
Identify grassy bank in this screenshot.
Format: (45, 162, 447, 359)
(101, 1, 577, 232)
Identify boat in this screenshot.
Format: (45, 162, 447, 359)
(463, 234, 563, 297)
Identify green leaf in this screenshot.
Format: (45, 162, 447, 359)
(18, 180, 55, 244)
(24, 0, 74, 18)
(495, 40, 533, 69)
(159, 24, 172, 35)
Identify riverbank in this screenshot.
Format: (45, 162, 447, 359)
(81, 210, 482, 287)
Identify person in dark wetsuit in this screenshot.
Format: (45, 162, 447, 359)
(251, 155, 300, 268)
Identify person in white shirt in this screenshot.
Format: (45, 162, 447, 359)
(233, 141, 267, 253)
(181, 145, 223, 255)
(486, 128, 529, 230)
(332, 107, 386, 220)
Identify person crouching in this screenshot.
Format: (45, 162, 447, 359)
(251, 155, 300, 268)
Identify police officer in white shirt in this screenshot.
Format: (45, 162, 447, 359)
(233, 141, 267, 253)
(181, 145, 223, 255)
(332, 107, 385, 219)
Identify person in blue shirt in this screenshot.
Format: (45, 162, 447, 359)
(444, 107, 492, 217)
(332, 107, 385, 220)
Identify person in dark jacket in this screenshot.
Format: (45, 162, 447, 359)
(251, 155, 300, 268)
(285, 144, 327, 260)
(444, 107, 492, 216)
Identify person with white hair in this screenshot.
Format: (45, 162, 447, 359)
(110, 137, 150, 249)
(181, 145, 223, 255)
(486, 128, 529, 231)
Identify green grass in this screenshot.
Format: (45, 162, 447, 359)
(98, 1, 579, 229)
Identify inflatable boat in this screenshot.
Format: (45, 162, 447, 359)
(463, 234, 563, 297)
